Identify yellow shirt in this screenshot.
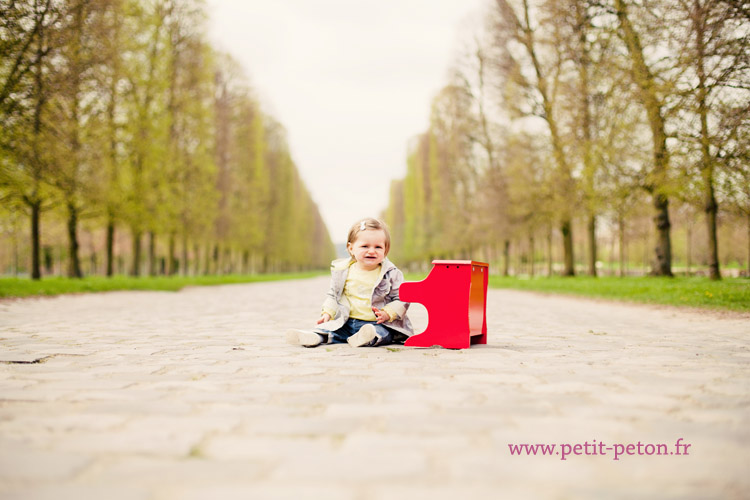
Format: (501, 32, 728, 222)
(343, 263, 381, 321)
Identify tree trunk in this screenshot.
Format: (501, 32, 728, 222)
(587, 214, 597, 277)
(66, 202, 83, 278)
(12, 220, 20, 276)
(30, 200, 41, 280)
(224, 247, 232, 274)
(105, 8, 120, 279)
(131, 229, 141, 277)
(106, 214, 115, 277)
(747, 212, 750, 277)
(503, 239, 510, 277)
(643, 228, 650, 275)
(652, 194, 673, 276)
(694, 0, 721, 280)
(547, 228, 553, 277)
(243, 250, 250, 274)
(685, 224, 693, 276)
(181, 235, 188, 276)
(65, 5, 85, 280)
(704, 191, 720, 280)
(203, 243, 210, 275)
(193, 243, 201, 276)
(168, 233, 176, 275)
(561, 220, 575, 276)
(618, 214, 626, 277)
(529, 235, 535, 277)
(608, 230, 615, 276)
(28, 14, 46, 282)
(148, 231, 157, 276)
(576, 2, 597, 279)
(209, 244, 214, 274)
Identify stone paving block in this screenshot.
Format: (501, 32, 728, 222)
(80, 399, 196, 416)
(380, 413, 516, 435)
(270, 447, 429, 482)
(367, 484, 558, 500)
(194, 402, 298, 420)
(156, 483, 355, 500)
(61, 388, 182, 404)
(268, 390, 374, 409)
(241, 415, 370, 436)
(0, 412, 128, 445)
(0, 387, 77, 403)
(324, 401, 435, 418)
(0, 352, 48, 363)
(51, 428, 203, 457)
(377, 387, 477, 406)
(0, 484, 152, 500)
(201, 434, 340, 461)
(76, 456, 269, 489)
(0, 439, 91, 482)
(341, 431, 472, 453)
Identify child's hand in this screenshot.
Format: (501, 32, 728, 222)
(372, 307, 389, 324)
(317, 313, 331, 324)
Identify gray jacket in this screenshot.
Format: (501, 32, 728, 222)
(314, 257, 414, 337)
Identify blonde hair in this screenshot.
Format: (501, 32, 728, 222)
(347, 218, 391, 256)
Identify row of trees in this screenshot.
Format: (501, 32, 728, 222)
(385, 0, 749, 279)
(1, 0, 335, 279)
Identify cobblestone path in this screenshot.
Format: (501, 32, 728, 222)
(1, 277, 748, 499)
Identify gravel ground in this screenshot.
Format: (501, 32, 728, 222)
(1, 276, 748, 499)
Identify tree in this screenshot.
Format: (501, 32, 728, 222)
(456, 33, 512, 266)
(557, 0, 601, 276)
(717, 102, 750, 276)
(47, 0, 111, 278)
(612, 0, 674, 276)
(0, 0, 338, 277)
(98, 0, 126, 277)
(0, 0, 61, 280)
(162, 0, 216, 275)
(668, 0, 750, 279)
(120, 0, 170, 276)
(493, 0, 578, 275)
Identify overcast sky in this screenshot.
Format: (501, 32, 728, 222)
(205, 0, 488, 244)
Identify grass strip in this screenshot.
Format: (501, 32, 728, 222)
(0, 271, 326, 299)
(5, 271, 747, 313)
(404, 273, 749, 313)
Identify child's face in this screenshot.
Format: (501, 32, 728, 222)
(347, 229, 387, 271)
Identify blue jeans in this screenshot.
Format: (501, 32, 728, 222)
(317, 318, 395, 347)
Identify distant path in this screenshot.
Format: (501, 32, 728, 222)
(1, 277, 748, 498)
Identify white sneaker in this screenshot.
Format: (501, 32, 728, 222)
(347, 324, 378, 348)
(285, 329, 324, 347)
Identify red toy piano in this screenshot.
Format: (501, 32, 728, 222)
(400, 260, 489, 349)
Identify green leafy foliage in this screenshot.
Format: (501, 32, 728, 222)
(385, 0, 749, 279)
(487, 276, 750, 312)
(0, 0, 335, 278)
(0, 272, 326, 298)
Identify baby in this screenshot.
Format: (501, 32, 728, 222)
(285, 218, 413, 347)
